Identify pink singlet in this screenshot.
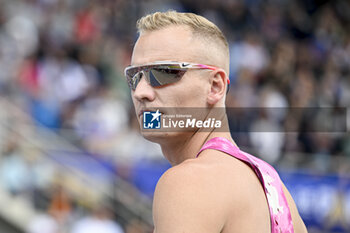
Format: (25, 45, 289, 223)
(196, 137, 294, 233)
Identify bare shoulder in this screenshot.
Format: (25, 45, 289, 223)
(155, 149, 257, 206)
(153, 156, 227, 233)
(153, 149, 265, 233)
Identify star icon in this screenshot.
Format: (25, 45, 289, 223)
(151, 110, 161, 122)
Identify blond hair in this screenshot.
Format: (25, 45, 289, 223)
(136, 11, 229, 67)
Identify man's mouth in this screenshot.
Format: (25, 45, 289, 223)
(138, 110, 146, 118)
(138, 109, 163, 118)
(138, 109, 153, 117)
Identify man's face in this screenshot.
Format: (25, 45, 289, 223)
(130, 26, 211, 128)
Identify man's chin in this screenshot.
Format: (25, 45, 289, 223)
(140, 131, 170, 143)
(140, 131, 186, 144)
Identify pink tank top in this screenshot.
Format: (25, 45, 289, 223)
(197, 137, 294, 233)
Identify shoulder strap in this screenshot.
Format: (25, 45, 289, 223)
(197, 137, 258, 165)
(197, 137, 266, 183)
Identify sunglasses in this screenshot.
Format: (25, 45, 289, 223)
(124, 61, 230, 90)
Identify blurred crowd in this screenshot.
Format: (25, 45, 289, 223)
(0, 0, 350, 232)
(1, 0, 349, 167)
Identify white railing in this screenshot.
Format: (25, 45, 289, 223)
(0, 96, 153, 231)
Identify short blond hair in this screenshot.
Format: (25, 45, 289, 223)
(136, 11, 229, 67)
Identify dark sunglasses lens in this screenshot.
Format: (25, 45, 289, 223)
(148, 68, 186, 87)
(127, 69, 142, 90)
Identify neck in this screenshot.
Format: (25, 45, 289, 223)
(161, 131, 232, 166)
(158, 116, 233, 166)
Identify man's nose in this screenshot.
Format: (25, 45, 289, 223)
(133, 73, 156, 102)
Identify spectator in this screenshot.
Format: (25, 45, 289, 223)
(0, 140, 31, 196)
(71, 204, 124, 233)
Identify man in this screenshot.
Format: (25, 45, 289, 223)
(124, 11, 307, 233)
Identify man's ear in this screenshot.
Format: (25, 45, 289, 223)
(207, 69, 228, 105)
